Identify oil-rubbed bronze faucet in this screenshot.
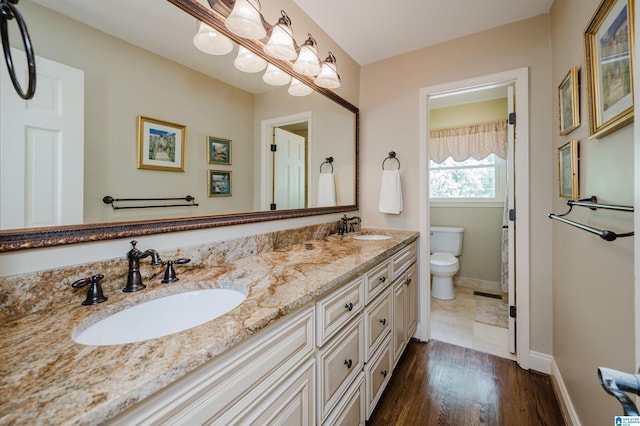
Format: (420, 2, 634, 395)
(123, 240, 162, 292)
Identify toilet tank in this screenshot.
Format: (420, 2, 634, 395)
(430, 226, 464, 256)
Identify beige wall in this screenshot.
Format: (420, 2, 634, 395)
(431, 98, 508, 128)
(550, 0, 635, 423)
(359, 15, 554, 355)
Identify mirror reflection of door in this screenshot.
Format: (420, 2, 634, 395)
(272, 127, 307, 210)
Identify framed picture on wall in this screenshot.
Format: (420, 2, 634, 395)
(208, 170, 231, 197)
(558, 66, 580, 135)
(207, 136, 232, 165)
(137, 115, 186, 172)
(584, 0, 634, 139)
(558, 140, 579, 199)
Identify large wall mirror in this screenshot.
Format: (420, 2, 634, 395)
(0, 0, 358, 252)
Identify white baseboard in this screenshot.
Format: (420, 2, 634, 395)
(529, 350, 552, 374)
(550, 357, 581, 426)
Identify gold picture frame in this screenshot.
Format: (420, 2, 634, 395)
(137, 115, 186, 171)
(584, 0, 635, 139)
(558, 67, 580, 135)
(207, 136, 232, 165)
(558, 140, 579, 199)
(207, 170, 232, 197)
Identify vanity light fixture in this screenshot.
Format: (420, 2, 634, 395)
(193, 21, 234, 55)
(263, 11, 297, 61)
(288, 78, 313, 96)
(224, 0, 266, 40)
(263, 63, 292, 86)
(234, 45, 267, 73)
(293, 34, 321, 76)
(314, 52, 341, 89)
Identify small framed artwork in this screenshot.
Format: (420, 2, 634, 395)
(137, 115, 186, 172)
(584, 0, 634, 139)
(558, 140, 579, 199)
(558, 66, 580, 135)
(207, 136, 232, 165)
(208, 170, 232, 197)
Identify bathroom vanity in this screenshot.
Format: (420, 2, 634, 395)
(0, 228, 418, 425)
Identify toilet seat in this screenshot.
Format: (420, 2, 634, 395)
(430, 252, 457, 266)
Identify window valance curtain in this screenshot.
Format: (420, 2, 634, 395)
(429, 120, 508, 164)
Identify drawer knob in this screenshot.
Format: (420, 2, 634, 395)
(381, 370, 388, 378)
(405, 278, 412, 285)
(345, 302, 354, 311)
(379, 318, 387, 325)
(379, 276, 386, 283)
(344, 359, 353, 369)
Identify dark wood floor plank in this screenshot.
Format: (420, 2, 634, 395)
(368, 340, 565, 426)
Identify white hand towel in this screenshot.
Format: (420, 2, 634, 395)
(317, 172, 336, 207)
(379, 169, 403, 214)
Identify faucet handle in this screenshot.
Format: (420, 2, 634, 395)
(161, 258, 191, 284)
(72, 274, 108, 306)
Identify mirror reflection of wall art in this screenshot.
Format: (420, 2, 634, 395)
(558, 140, 579, 199)
(584, 0, 634, 139)
(208, 170, 232, 197)
(558, 66, 580, 135)
(207, 136, 232, 165)
(137, 115, 186, 172)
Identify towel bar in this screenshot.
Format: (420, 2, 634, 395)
(103, 195, 199, 210)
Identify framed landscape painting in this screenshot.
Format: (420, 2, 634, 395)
(137, 115, 186, 172)
(207, 136, 232, 165)
(558, 67, 580, 135)
(208, 170, 231, 197)
(558, 140, 579, 199)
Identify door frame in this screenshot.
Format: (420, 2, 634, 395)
(418, 67, 531, 369)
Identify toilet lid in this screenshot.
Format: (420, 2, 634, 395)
(430, 252, 458, 266)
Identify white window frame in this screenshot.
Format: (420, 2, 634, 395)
(429, 155, 506, 207)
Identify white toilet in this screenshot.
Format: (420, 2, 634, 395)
(430, 226, 464, 300)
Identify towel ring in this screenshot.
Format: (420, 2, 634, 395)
(382, 151, 400, 170)
(320, 156, 334, 173)
(0, 0, 36, 100)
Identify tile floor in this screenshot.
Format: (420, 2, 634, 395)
(430, 285, 516, 360)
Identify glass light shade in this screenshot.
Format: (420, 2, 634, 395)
(224, 0, 266, 39)
(234, 46, 267, 73)
(193, 21, 234, 55)
(288, 78, 313, 96)
(263, 63, 292, 86)
(314, 59, 341, 89)
(263, 15, 297, 60)
(293, 37, 321, 76)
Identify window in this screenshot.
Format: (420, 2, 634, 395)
(429, 154, 506, 204)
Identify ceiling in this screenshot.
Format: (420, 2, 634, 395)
(292, 0, 553, 65)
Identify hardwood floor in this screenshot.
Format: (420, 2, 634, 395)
(368, 340, 565, 425)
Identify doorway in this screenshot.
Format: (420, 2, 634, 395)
(418, 68, 531, 370)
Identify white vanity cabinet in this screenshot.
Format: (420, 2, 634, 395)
(108, 306, 315, 426)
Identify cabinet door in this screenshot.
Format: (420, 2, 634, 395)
(364, 287, 392, 361)
(365, 335, 392, 419)
(322, 373, 365, 426)
(405, 263, 418, 339)
(392, 280, 406, 366)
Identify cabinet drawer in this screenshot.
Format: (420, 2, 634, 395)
(322, 372, 365, 426)
(364, 288, 392, 361)
(365, 335, 392, 419)
(317, 317, 364, 424)
(392, 241, 417, 280)
(364, 259, 391, 303)
(316, 276, 364, 346)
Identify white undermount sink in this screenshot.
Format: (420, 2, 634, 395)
(351, 234, 391, 241)
(73, 288, 246, 346)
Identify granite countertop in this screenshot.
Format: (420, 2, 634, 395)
(0, 229, 418, 425)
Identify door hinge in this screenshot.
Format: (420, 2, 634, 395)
(508, 112, 516, 125)
(270, 144, 277, 152)
(270, 203, 276, 210)
(509, 209, 516, 222)
(509, 305, 517, 318)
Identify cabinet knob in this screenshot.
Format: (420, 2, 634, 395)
(381, 370, 388, 377)
(405, 277, 412, 285)
(379, 276, 386, 283)
(344, 359, 353, 369)
(345, 302, 354, 311)
(379, 318, 387, 325)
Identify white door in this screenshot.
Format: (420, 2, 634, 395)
(1, 50, 84, 229)
(273, 128, 305, 210)
(506, 85, 516, 353)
